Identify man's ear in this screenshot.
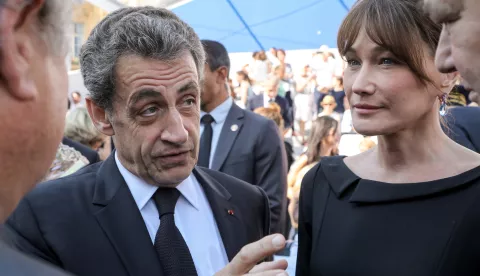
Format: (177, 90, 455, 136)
(0, 0, 45, 101)
(216, 66, 229, 85)
(86, 98, 115, 136)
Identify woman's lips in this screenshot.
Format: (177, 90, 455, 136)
(353, 103, 383, 115)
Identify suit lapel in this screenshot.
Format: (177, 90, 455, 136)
(193, 167, 247, 261)
(92, 154, 163, 276)
(211, 104, 244, 171)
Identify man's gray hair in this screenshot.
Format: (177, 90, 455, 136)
(80, 7, 206, 112)
(1, 0, 71, 55)
(40, 0, 71, 55)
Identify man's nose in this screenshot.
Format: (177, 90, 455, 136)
(160, 108, 188, 145)
(435, 27, 457, 73)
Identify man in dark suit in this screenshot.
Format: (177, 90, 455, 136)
(247, 76, 292, 129)
(444, 107, 480, 153)
(0, 0, 71, 275)
(6, 7, 287, 276)
(62, 137, 101, 164)
(199, 40, 288, 234)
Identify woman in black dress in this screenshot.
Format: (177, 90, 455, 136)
(296, 0, 480, 275)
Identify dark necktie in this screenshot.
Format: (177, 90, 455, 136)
(268, 98, 275, 103)
(153, 188, 197, 276)
(198, 114, 215, 168)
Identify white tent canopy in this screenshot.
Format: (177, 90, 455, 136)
(83, 0, 191, 12)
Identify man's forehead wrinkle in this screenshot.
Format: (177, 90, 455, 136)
(119, 61, 197, 86)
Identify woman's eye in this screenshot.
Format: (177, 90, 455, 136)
(347, 59, 361, 67)
(141, 106, 158, 116)
(380, 58, 396, 65)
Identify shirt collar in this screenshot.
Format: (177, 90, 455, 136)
(264, 92, 275, 101)
(201, 97, 233, 124)
(115, 152, 200, 211)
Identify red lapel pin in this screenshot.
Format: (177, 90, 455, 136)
(227, 209, 235, 216)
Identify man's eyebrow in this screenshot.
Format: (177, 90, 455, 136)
(128, 89, 162, 106)
(178, 81, 199, 94)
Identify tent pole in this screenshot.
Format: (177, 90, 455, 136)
(338, 0, 350, 11)
(225, 0, 265, 51)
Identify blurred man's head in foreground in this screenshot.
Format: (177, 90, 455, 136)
(0, 0, 71, 221)
(424, 0, 480, 95)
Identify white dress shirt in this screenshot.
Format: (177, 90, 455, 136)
(263, 93, 276, 108)
(200, 97, 233, 168)
(115, 153, 229, 276)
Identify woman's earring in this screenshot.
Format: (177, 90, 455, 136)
(439, 93, 448, 116)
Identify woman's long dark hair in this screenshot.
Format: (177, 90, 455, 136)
(306, 116, 339, 164)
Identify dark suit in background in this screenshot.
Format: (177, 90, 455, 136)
(284, 141, 294, 171)
(5, 154, 269, 276)
(443, 107, 480, 153)
(247, 94, 292, 129)
(207, 103, 288, 234)
(62, 137, 101, 164)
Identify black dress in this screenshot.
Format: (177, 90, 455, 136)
(297, 156, 480, 276)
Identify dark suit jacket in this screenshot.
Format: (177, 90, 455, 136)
(0, 242, 71, 276)
(5, 154, 270, 276)
(247, 94, 292, 128)
(0, 225, 70, 276)
(207, 103, 288, 234)
(443, 107, 480, 153)
(62, 137, 101, 164)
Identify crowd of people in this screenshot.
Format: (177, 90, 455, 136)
(1, 0, 480, 275)
(229, 44, 380, 157)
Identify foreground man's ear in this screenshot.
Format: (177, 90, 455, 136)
(0, 0, 46, 101)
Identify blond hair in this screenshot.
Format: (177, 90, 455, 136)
(64, 107, 104, 149)
(254, 103, 284, 130)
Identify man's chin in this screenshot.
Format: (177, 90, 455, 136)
(151, 164, 194, 187)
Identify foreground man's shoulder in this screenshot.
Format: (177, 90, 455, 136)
(38, 162, 100, 187)
(26, 161, 101, 203)
(0, 243, 71, 276)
